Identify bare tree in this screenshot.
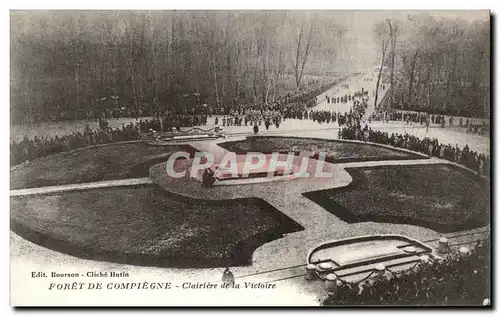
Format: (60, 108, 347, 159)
(373, 21, 389, 109)
(292, 16, 315, 91)
(387, 19, 398, 106)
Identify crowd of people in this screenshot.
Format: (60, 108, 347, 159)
(211, 85, 373, 129)
(209, 80, 340, 128)
(10, 121, 141, 166)
(338, 124, 490, 176)
(11, 114, 213, 166)
(305, 88, 370, 125)
(324, 88, 369, 105)
(323, 241, 490, 306)
(160, 114, 209, 131)
(213, 81, 337, 116)
(371, 111, 489, 135)
(214, 110, 282, 129)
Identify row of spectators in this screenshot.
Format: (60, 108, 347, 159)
(323, 241, 490, 306)
(10, 122, 141, 166)
(235, 87, 371, 127)
(324, 87, 370, 104)
(200, 80, 338, 117)
(121, 80, 339, 131)
(214, 110, 282, 128)
(309, 102, 367, 126)
(215, 90, 370, 128)
(325, 92, 368, 104)
(338, 125, 490, 176)
(12, 112, 236, 164)
(371, 111, 489, 135)
(205, 80, 339, 127)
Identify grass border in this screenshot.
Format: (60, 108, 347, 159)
(10, 142, 198, 189)
(218, 135, 429, 163)
(11, 184, 304, 268)
(302, 164, 490, 233)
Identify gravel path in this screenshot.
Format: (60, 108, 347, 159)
(10, 177, 153, 197)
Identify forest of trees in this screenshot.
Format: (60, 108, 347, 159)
(10, 11, 348, 124)
(373, 13, 490, 118)
(10, 11, 490, 125)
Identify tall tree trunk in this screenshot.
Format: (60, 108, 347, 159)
(298, 21, 314, 90)
(253, 42, 262, 104)
(274, 48, 284, 102)
(211, 49, 219, 106)
(294, 27, 303, 90)
(262, 44, 268, 103)
(226, 50, 232, 104)
(388, 21, 397, 106)
(127, 35, 138, 109)
(152, 32, 158, 109)
(244, 42, 252, 104)
(253, 59, 258, 104)
(170, 11, 176, 93)
(233, 45, 242, 103)
(374, 39, 388, 109)
(408, 50, 419, 107)
(443, 52, 458, 112)
(265, 70, 274, 104)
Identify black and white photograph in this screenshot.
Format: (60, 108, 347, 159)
(9, 9, 491, 306)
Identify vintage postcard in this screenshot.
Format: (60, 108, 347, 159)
(10, 10, 491, 306)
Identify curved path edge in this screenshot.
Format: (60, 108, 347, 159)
(10, 177, 153, 197)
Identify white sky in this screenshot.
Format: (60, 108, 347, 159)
(329, 10, 489, 71)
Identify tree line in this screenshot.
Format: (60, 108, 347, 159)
(10, 11, 347, 124)
(373, 13, 490, 118)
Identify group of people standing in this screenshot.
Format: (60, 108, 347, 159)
(10, 121, 141, 166)
(373, 110, 489, 136)
(211, 81, 339, 130)
(208, 81, 337, 117)
(338, 125, 490, 177)
(325, 89, 370, 105)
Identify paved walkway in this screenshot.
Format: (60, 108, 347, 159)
(10, 177, 153, 197)
(312, 71, 387, 113)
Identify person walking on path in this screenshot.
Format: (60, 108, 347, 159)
(253, 124, 259, 135)
(222, 267, 235, 287)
